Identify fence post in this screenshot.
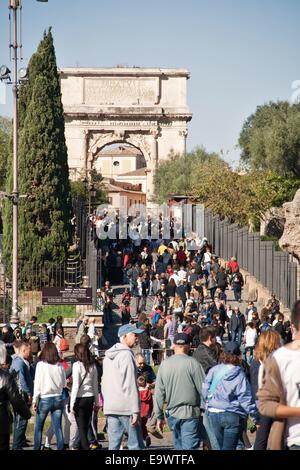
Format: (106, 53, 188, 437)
(214, 216, 220, 255)
(259, 241, 268, 286)
(253, 233, 261, 280)
(247, 233, 254, 275)
(237, 228, 244, 266)
(273, 252, 281, 299)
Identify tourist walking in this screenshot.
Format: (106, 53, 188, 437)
(33, 343, 66, 450)
(154, 333, 205, 450)
(257, 301, 300, 450)
(0, 343, 31, 451)
(102, 324, 145, 450)
(249, 330, 281, 450)
(70, 343, 99, 450)
(10, 341, 33, 450)
(202, 341, 259, 450)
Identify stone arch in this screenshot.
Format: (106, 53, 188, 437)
(87, 132, 151, 170)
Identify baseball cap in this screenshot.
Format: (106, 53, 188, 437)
(118, 324, 144, 337)
(173, 333, 190, 345)
(224, 341, 241, 356)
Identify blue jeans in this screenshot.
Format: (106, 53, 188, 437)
(142, 349, 151, 365)
(207, 411, 243, 450)
(34, 396, 64, 450)
(232, 330, 243, 346)
(12, 413, 28, 450)
(167, 415, 201, 450)
(203, 412, 220, 450)
(107, 415, 145, 450)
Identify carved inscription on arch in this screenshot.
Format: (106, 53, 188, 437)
(83, 77, 159, 106)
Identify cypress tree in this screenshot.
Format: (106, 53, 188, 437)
(3, 29, 72, 278)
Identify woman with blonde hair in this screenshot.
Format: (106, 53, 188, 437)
(250, 330, 281, 450)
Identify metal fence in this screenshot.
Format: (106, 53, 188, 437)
(0, 258, 87, 323)
(201, 208, 298, 310)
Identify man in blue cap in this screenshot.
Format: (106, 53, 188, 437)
(102, 324, 145, 450)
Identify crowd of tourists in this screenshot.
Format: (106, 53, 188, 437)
(0, 233, 300, 451)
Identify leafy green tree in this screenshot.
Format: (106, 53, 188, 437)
(154, 149, 300, 229)
(239, 101, 300, 177)
(3, 29, 72, 278)
(70, 170, 108, 207)
(0, 117, 12, 190)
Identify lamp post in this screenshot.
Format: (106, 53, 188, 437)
(89, 183, 96, 215)
(1, 0, 48, 323)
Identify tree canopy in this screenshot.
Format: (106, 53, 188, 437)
(154, 149, 300, 228)
(239, 101, 300, 178)
(3, 29, 72, 276)
(0, 116, 12, 191)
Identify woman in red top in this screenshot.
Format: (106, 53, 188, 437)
(137, 375, 153, 447)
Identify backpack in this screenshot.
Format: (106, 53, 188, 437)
(60, 337, 69, 352)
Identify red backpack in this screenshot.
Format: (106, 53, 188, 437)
(60, 337, 69, 352)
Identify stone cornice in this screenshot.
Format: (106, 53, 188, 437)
(64, 108, 192, 122)
(59, 67, 190, 79)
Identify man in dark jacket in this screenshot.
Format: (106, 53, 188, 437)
(0, 344, 31, 450)
(229, 306, 246, 345)
(10, 341, 33, 450)
(193, 326, 218, 374)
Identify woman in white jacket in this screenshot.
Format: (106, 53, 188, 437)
(70, 343, 99, 450)
(33, 342, 66, 450)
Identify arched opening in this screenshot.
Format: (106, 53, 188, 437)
(94, 143, 147, 179)
(93, 142, 148, 210)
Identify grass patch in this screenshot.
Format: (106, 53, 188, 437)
(260, 235, 281, 251)
(36, 305, 76, 323)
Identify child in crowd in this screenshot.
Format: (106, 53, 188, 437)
(243, 321, 258, 364)
(120, 300, 131, 324)
(137, 375, 153, 448)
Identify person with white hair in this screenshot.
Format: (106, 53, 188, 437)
(0, 343, 31, 450)
(102, 324, 145, 450)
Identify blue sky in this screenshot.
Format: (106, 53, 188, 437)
(0, 0, 299, 165)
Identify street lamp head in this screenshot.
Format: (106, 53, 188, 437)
(19, 67, 28, 81)
(0, 65, 11, 80)
(90, 184, 97, 198)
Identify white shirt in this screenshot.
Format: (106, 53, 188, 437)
(33, 361, 66, 403)
(70, 361, 98, 410)
(203, 252, 212, 264)
(178, 269, 187, 281)
(169, 273, 180, 286)
(273, 346, 300, 447)
(244, 328, 257, 347)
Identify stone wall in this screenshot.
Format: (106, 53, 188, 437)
(279, 188, 300, 262)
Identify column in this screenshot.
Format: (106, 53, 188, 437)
(83, 129, 89, 174)
(151, 128, 159, 170)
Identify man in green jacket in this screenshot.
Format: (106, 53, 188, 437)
(154, 333, 205, 450)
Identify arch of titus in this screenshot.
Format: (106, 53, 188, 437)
(60, 68, 192, 206)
